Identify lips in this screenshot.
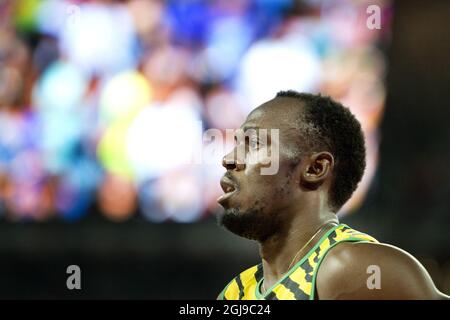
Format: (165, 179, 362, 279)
(217, 175, 238, 205)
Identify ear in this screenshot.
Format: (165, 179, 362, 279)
(300, 152, 334, 189)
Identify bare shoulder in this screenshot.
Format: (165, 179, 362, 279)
(316, 241, 449, 300)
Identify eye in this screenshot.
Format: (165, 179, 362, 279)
(234, 135, 244, 146)
(249, 136, 259, 150)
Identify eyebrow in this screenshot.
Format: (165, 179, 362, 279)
(236, 126, 273, 144)
(241, 126, 260, 132)
(236, 126, 260, 140)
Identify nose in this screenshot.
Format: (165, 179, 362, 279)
(222, 149, 245, 171)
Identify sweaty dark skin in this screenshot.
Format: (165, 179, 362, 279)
(218, 96, 449, 300)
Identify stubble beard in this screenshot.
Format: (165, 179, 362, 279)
(217, 206, 283, 243)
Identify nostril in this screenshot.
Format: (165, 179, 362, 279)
(222, 157, 236, 170)
(235, 161, 245, 171)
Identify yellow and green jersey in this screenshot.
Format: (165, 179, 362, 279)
(218, 223, 378, 300)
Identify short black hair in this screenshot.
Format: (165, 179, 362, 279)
(276, 90, 366, 212)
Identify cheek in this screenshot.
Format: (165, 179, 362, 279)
(235, 178, 269, 208)
(243, 175, 289, 203)
(240, 158, 294, 206)
(245, 149, 274, 174)
(244, 154, 267, 176)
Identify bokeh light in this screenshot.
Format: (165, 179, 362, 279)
(0, 0, 391, 222)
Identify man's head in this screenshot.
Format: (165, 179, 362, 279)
(217, 90, 366, 242)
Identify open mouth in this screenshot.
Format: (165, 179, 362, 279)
(217, 177, 238, 204)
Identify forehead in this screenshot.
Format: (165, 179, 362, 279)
(241, 97, 304, 132)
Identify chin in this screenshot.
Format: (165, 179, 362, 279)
(217, 207, 281, 242)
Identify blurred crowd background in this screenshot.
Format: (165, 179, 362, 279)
(0, 0, 449, 299)
(0, 0, 389, 222)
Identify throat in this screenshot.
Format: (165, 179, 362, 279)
(259, 220, 339, 293)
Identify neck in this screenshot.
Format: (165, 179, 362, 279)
(259, 198, 338, 292)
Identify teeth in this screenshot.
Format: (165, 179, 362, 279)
(226, 186, 234, 193)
